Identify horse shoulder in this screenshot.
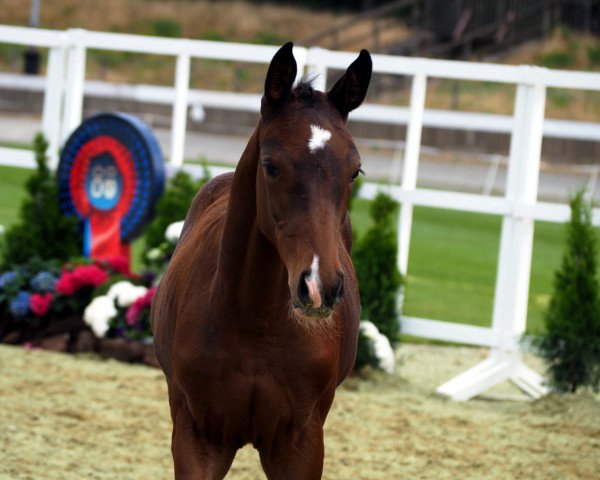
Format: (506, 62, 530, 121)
(152, 172, 234, 379)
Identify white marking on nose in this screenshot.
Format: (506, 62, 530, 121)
(304, 255, 322, 308)
(308, 125, 331, 153)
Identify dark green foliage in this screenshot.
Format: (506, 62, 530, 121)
(143, 169, 208, 252)
(150, 18, 181, 38)
(1, 134, 80, 268)
(538, 50, 575, 69)
(587, 45, 600, 67)
(354, 328, 380, 371)
(535, 191, 600, 393)
(353, 192, 403, 346)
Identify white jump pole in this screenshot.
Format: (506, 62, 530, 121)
(397, 72, 426, 276)
(436, 71, 550, 401)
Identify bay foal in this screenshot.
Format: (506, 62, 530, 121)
(152, 42, 372, 479)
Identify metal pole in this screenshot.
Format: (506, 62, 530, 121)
(29, 0, 40, 27)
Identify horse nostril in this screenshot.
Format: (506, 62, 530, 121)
(297, 270, 311, 305)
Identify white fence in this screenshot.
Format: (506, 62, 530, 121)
(1, 25, 600, 400)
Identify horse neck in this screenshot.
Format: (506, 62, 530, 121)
(215, 125, 288, 316)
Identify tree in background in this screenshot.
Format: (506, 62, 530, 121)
(535, 190, 600, 392)
(1, 134, 80, 268)
(353, 192, 403, 346)
(143, 168, 208, 252)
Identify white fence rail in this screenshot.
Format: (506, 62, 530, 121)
(1, 25, 600, 400)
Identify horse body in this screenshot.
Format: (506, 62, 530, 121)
(152, 43, 371, 479)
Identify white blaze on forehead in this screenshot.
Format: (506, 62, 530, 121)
(308, 124, 332, 153)
(304, 254, 322, 308)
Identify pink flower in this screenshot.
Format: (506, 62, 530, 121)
(125, 287, 156, 326)
(29, 293, 53, 317)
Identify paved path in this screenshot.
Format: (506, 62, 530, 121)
(0, 114, 596, 203)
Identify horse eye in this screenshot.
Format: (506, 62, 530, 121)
(263, 163, 279, 178)
(351, 168, 364, 182)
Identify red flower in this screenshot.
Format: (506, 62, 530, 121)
(30, 293, 53, 317)
(56, 271, 78, 295)
(74, 264, 109, 287)
(126, 287, 157, 326)
(96, 256, 131, 276)
(56, 264, 109, 296)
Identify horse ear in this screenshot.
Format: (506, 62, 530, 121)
(327, 49, 372, 120)
(264, 42, 297, 106)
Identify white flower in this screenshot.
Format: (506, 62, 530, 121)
(165, 220, 185, 243)
(359, 320, 380, 340)
(83, 295, 117, 338)
(360, 320, 395, 373)
(107, 281, 148, 308)
(146, 248, 162, 261)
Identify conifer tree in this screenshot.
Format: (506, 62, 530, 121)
(353, 192, 403, 346)
(536, 190, 600, 392)
(144, 169, 208, 251)
(1, 134, 79, 268)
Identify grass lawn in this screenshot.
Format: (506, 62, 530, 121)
(350, 199, 585, 335)
(0, 166, 31, 228)
(0, 165, 588, 335)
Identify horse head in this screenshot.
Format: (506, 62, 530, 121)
(255, 43, 372, 322)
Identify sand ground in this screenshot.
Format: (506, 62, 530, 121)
(1, 343, 598, 480)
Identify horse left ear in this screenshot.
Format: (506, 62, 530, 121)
(263, 42, 297, 107)
(327, 49, 372, 121)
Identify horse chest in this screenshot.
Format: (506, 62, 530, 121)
(174, 327, 338, 443)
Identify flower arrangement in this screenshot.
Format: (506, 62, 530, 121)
(355, 320, 395, 373)
(0, 256, 137, 341)
(143, 220, 185, 281)
(83, 281, 156, 341)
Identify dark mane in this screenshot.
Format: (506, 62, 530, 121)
(293, 77, 318, 103)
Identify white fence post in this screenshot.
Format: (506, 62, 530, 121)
(305, 47, 328, 92)
(42, 43, 66, 169)
(170, 51, 191, 167)
(397, 72, 426, 276)
(436, 73, 549, 401)
(61, 28, 87, 143)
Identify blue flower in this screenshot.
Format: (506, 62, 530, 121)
(30, 272, 58, 293)
(9, 291, 30, 317)
(0, 271, 18, 289)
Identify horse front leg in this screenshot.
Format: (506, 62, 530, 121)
(169, 387, 236, 480)
(258, 422, 326, 480)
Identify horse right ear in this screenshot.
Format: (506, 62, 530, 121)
(327, 49, 372, 121)
(263, 42, 297, 107)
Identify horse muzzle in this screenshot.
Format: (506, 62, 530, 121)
(293, 269, 344, 318)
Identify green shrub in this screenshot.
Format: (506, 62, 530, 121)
(143, 169, 208, 253)
(538, 50, 575, 69)
(1, 134, 80, 268)
(353, 192, 403, 346)
(534, 191, 600, 393)
(252, 32, 284, 45)
(200, 31, 227, 42)
(587, 45, 600, 68)
(150, 18, 181, 38)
